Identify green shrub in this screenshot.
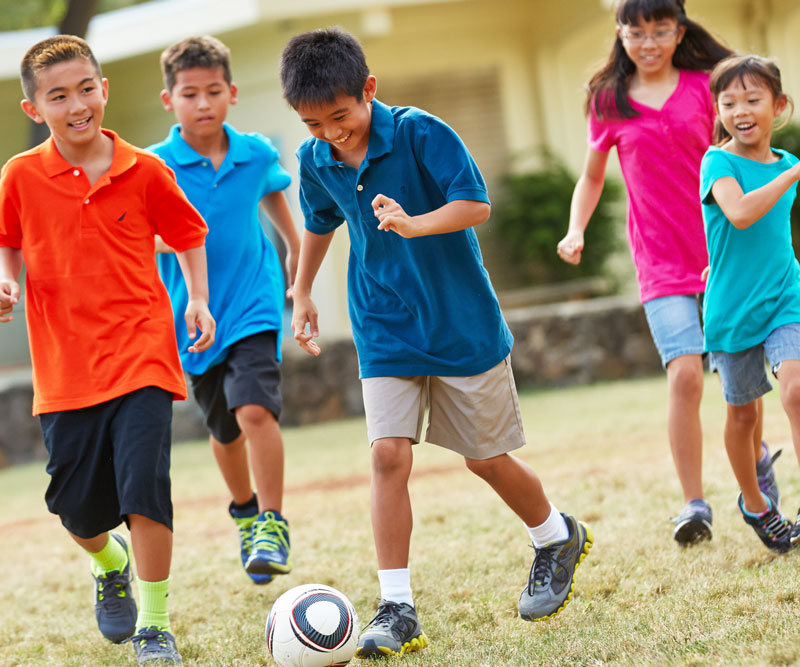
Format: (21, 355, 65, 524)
(771, 122, 800, 257)
(490, 155, 622, 286)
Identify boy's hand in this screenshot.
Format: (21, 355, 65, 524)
(292, 294, 321, 356)
(372, 194, 415, 238)
(184, 298, 216, 353)
(0, 280, 20, 323)
(284, 248, 298, 300)
(557, 229, 585, 265)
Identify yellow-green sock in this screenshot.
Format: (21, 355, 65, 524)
(136, 577, 171, 632)
(88, 533, 128, 576)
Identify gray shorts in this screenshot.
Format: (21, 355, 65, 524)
(710, 323, 800, 405)
(361, 356, 526, 460)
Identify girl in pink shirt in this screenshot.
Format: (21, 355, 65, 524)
(557, 0, 778, 546)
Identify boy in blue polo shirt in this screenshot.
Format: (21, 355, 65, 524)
(149, 36, 300, 585)
(280, 27, 593, 658)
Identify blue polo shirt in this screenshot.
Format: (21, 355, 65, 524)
(297, 99, 513, 378)
(149, 123, 292, 374)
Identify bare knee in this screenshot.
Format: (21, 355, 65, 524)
(235, 404, 276, 429)
(464, 454, 505, 481)
(371, 438, 412, 477)
(727, 402, 759, 431)
(667, 356, 704, 403)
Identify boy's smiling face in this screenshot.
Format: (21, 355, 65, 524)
(160, 66, 237, 143)
(296, 76, 376, 166)
(21, 58, 108, 151)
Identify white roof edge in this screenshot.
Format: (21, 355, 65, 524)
(0, 0, 455, 81)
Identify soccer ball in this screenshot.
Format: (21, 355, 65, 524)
(266, 584, 359, 667)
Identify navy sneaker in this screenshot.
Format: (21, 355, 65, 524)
(127, 626, 182, 664)
(93, 533, 137, 643)
(229, 500, 272, 585)
(355, 600, 428, 658)
(738, 493, 792, 553)
(245, 510, 291, 576)
(671, 499, 713, 546)
(756, 443, 782, 510)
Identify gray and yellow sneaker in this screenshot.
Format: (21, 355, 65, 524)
(127, 626, 182, 664)
(756, 443, 782, 510)
(671, 499, 713, 546)
(245, 510, 292, 576)
(791, 509, 800, 545)
(93, 533, 137, 643)
(738, 493, 793, 553)
(355, 600, 428, 658)
(229, 499, 272, 585)
(518, 513, 593, 621)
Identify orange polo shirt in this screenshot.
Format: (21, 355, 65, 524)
(0, 130, 208, 415)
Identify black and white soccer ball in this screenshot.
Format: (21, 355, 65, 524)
(266, 584, 359, 667)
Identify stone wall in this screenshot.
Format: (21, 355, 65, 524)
(0, 295, 660, 467)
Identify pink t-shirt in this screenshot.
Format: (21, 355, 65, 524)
(589, 69, 713, 303)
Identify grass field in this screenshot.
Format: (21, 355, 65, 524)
(3, 375, 800, 666)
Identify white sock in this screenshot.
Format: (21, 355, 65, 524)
(527, 504, 569, 548)
(377, 568, 414, 607)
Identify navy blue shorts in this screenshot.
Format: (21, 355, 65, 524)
(188, 331, 282, 444)
(39, 386, 174, 539)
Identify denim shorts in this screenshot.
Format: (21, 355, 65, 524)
(642, 294, 705, 368)
(710, 323, 800, 405)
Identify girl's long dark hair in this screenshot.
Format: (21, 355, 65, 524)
(586, 0, 733, 120)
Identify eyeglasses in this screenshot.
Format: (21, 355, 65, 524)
(619, 28, 679, 44)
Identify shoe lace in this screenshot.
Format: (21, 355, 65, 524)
(124, 626, 170, 654)
(758, 509, 790, 540)
(363, 600, 408, 637)
(252, 512, 289, 552)
(233, 515, 256, 553)
(95, 569, 129, 603)
(528, 546, 556, 595)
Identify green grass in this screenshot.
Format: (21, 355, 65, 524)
(3, 376, 800, 665)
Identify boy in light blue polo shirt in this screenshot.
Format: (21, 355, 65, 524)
(281, 27, 593, 659)
(149, 36, 300, 585)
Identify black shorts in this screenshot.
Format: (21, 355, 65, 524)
(188, 331, 282, 444)
(39, 386, 174, 539)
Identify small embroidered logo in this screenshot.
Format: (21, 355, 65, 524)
(118, 212, 127, 221)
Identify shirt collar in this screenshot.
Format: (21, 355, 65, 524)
(311, 98, 394, 168)
(39, 128, 137, 178)
(166, 122, 251, 166)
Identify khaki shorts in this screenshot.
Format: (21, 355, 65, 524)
(361, 356, 526, 460)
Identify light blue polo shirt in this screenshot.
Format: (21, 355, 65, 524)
(149, 123, 291, 374)
(701, 146, 800, 353)
(297, 99, 513, 378)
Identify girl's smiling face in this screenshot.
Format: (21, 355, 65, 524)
(618, 16, 685, 77)
(716, 75, 786, 156)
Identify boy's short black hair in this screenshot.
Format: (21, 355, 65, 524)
(280, 27, 370, 109)
(20, 34, 102, 101)
(160, 35, 232, 92)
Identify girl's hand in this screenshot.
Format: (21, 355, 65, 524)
(557, 230, 585, 265)
(292, 293, 321, 356)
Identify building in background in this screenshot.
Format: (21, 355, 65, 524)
(0, 0, 797, 365)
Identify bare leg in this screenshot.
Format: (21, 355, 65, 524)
(464, 453, 550, 527)
(69, 531, 110, 553)
(725, 401, 765, 514)
(753, 397, 765, 461)
(128, 514, 172, 581)
(211, 432, 253, 505)
(665, 354, 705, 502)
(235, 404, 284, 513)
(777, 360, 800, 466)
(370, 437, 413, 569)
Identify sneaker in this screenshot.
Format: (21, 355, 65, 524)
(756, 443, 782, 509)
(229, 500, 272, 585)
(93, 533, 137, 643)
(355, 600, 428, 658)
(791, 509, 800, 545)
(245, 510, 291, 576)
(126, 626, 182, 664)
(518, 513, 593, 621)
(738, 493, 793, 553)
(671, 499, 713, 546)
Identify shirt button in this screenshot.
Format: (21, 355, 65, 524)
(84, 199, 90, 205)
(73, 169, 80, 176)
(202, 161, 208, 167)
(357, 184, 364, 191)
(213, 184, 218, 188)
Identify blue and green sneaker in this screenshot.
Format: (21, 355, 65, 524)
(93, 533, 137, 643)
(229, 500, 272, 585)
(245, 510, 291, 576)
(127, 626, 182, 664)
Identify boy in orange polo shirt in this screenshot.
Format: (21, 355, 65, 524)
(0, 35, 214, 665)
